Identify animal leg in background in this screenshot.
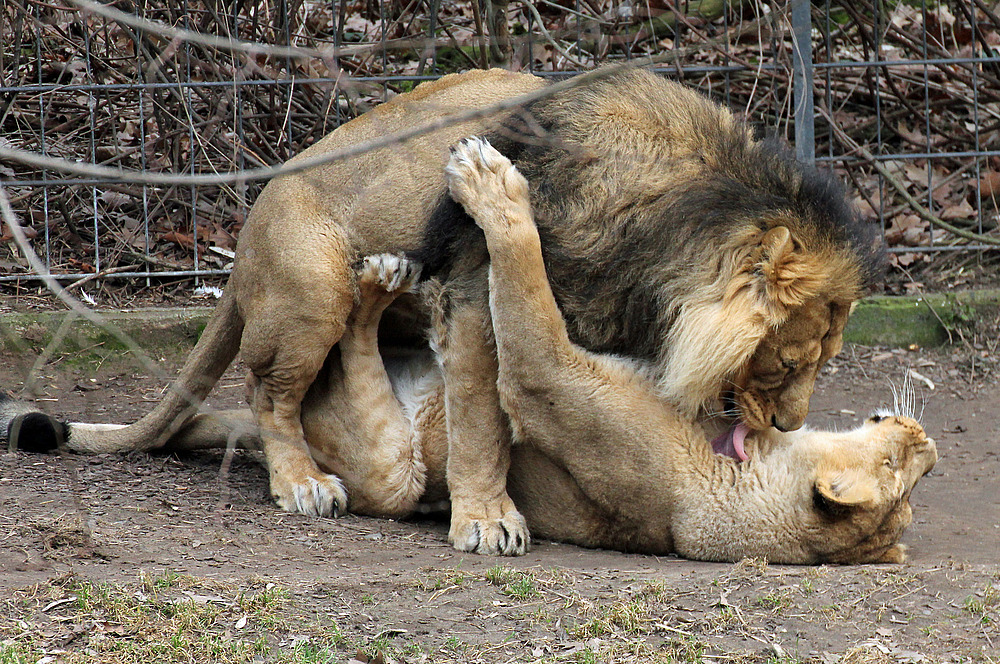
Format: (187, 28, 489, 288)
(234, 236, 357, 518)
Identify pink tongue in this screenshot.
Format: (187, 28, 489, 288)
(711, 423, 750, 462)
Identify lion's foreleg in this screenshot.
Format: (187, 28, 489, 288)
(435, 285, 530, 557)
(446, 138, 682, 549)
(446, 138, 585, 436)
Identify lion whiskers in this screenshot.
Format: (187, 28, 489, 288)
(875, 372, 922, 422)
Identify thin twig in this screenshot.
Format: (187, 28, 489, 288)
(0, 53, 684, 187)
(513, 0, 588, 68)
(65, 264, 141, 291)
(820, 107, 1000, 247)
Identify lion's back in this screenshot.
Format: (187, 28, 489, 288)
(247, 69, 547, 257)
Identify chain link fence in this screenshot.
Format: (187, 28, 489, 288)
(1, 0, 998, 295)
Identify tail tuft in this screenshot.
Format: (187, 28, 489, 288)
(7, 412, 67, 453)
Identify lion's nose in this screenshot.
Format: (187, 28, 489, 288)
(923, 437, 939, 472)
(771, 413, 804, 432)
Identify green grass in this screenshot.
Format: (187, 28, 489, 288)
(484, 565, 540, 600)
(755, 590, 792, 612)
(0, 573, 348, 664)
(964, 584, 998, 625)
(414, 566, 470, 592)
(572, 597, 649, 639)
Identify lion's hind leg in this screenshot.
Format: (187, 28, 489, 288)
(302, 254, 431, 519)
(233, 232, 358, 519)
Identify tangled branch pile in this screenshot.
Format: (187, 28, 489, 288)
(0, 0, 997, 293)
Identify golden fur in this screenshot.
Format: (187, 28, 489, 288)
(438, 137, 935, 563)
(11, 67, 882, 557)
(3, 138, 929, 564)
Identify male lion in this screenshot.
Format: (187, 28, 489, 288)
(10, 67, 882, 556)
(1, 138, 931, 564)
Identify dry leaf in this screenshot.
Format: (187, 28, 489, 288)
(979, 171, 1000, 198)
(939, 199, 975, 221)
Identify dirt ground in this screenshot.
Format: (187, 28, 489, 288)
(0, 315, 998, 663)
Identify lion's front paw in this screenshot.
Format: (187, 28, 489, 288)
(271, 471, 349, 518)
(357, 253, 422, 294)
(449, 499, 531, 556)
(445, 137, 530, 231)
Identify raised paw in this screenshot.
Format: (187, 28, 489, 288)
(449, 501, 531, 556)
(356, 253, 422, 294)
(445, 137, 530, 231)
(271, 471, 349, 518)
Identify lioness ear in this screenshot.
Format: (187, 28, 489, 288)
(756, 226, 824, 308)
(814, 466, 879, 510)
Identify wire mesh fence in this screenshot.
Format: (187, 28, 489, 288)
(1, 0, 998, 295)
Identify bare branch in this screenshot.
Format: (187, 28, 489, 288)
(0, 56, 677, 187)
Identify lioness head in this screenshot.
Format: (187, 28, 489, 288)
(800, 414, 937, 563)
(683, 411, 935, 564)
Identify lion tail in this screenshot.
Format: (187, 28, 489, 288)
(10, 289, 247, 455)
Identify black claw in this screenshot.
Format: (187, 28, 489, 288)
(499, 523, 511, 552)
(8, 413, 65, 454)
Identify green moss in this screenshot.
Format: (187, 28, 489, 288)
(845, 289, 1000, 348)
(0, 308, 215, 370)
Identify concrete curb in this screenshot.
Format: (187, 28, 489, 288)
(0, 307, 212, 360)
(2, 290, 998, 355)
(844, 289, 1000, 348)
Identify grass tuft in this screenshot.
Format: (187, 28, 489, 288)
(484, 565, 540, 600)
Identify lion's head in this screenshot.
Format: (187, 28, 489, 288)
(796, 413, 937, 563)
(731, 295, 851, 432)
(661, 217, 878, 441)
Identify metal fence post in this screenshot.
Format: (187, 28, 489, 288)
(791, 0, 815, 166)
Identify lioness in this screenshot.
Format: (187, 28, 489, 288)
(11, 67, 883, 556)
(2, 138, 931, 564)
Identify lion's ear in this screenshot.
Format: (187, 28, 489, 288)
(813, 466, 879, 510)
(756, 225, 824, 308)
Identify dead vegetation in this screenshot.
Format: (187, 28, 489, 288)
(1, 0, 998, 298)
(2, 561, 997, 663)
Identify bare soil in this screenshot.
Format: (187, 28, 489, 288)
(1, 326, 998, 662)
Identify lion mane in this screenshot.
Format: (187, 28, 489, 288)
(417, 67, 883, 424)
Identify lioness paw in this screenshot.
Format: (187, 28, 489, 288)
(272, 472, 348, 518)
(357, 253, 422, 294)
(445, 137, 530, 229)
(449, 506, 531, 556)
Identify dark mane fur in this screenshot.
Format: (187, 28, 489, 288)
(413, 67, 885, 361)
